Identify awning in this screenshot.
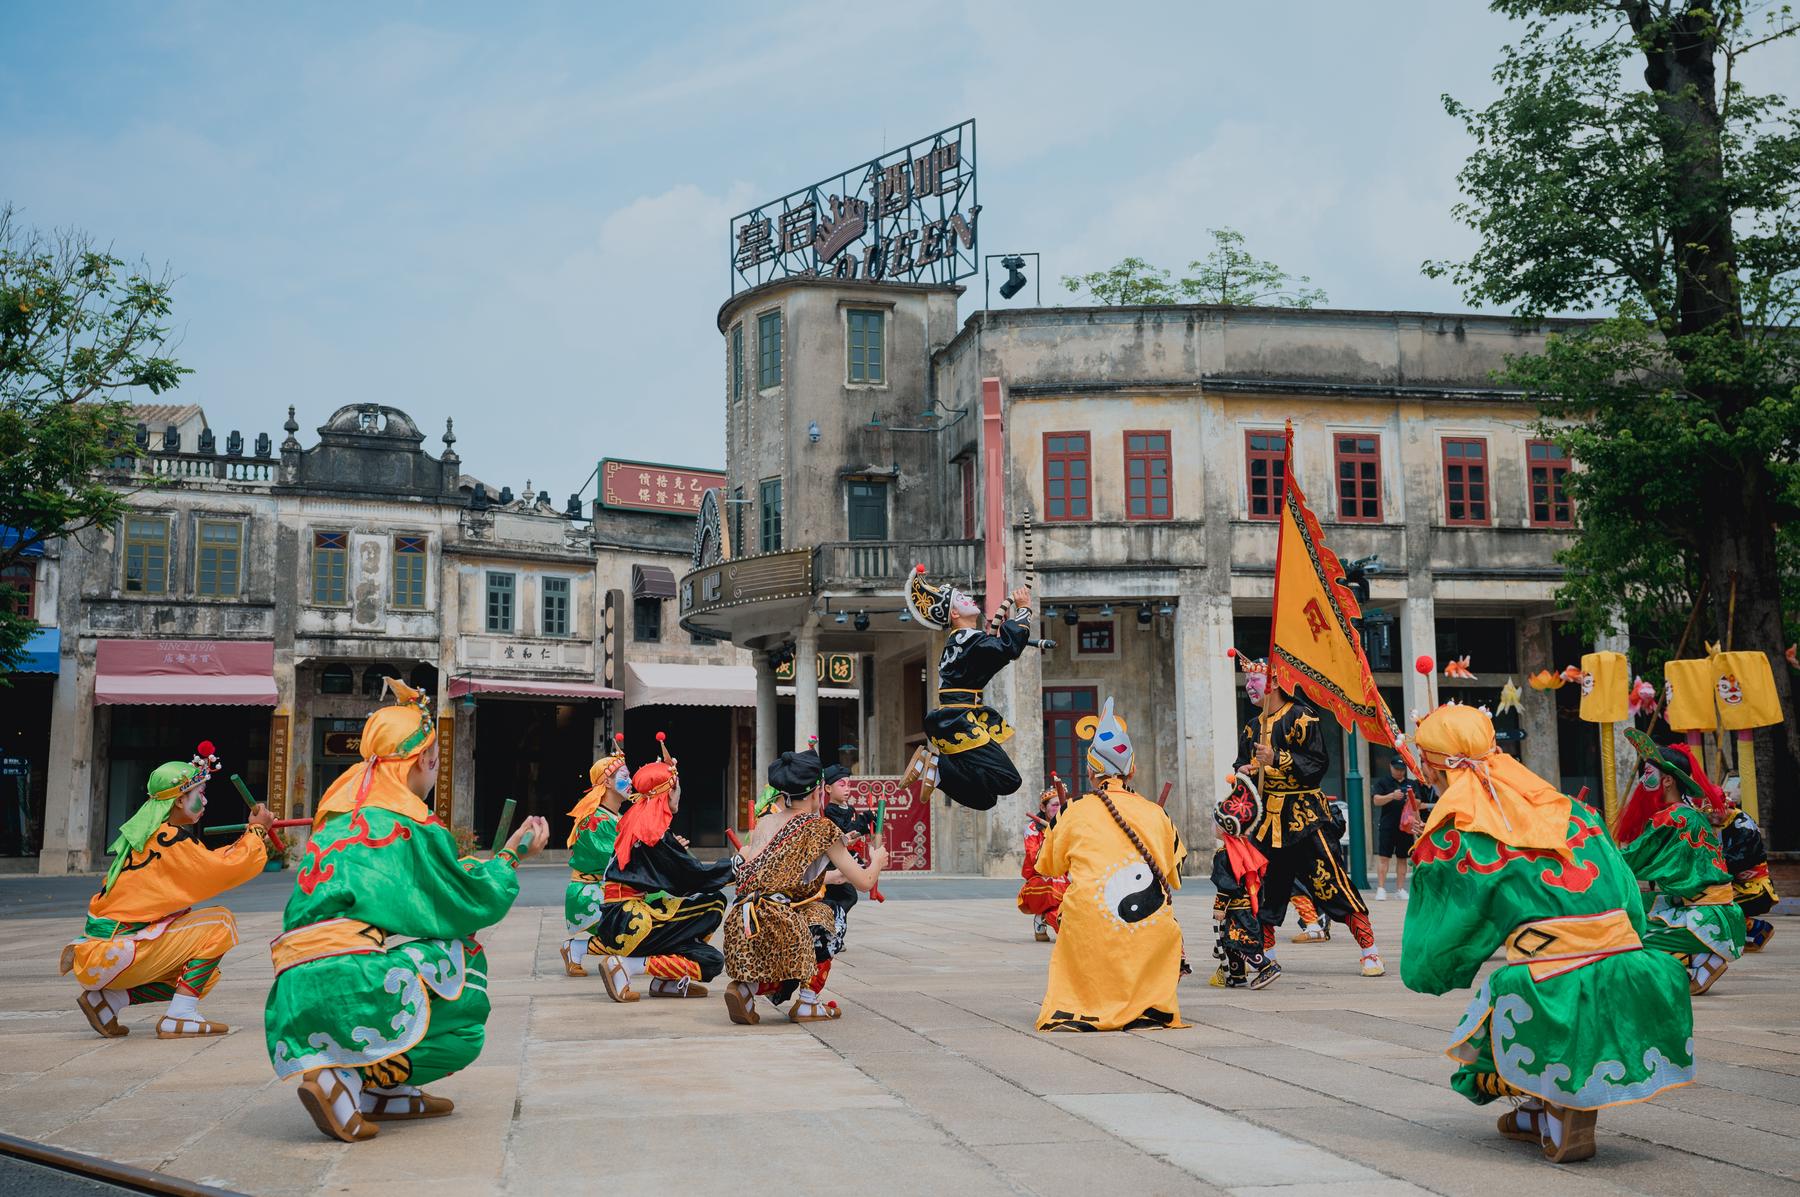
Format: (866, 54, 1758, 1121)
(448, 676, 623, 702)
(95, 639, 278, 706)
(0, 527, 43, 557)
(624, 661, 858, 710)
(632, 564, 677, 600)
(14, 627, 60, 674)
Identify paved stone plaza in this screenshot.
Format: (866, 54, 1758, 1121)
(0, 873, 1794, 1196)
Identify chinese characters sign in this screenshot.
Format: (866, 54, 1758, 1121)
(774, 652, 857, 686)
(729, 120, 979, 294)
(600, 459, 727, 515)
(842, 777, 930, 871)
(267, 713, 290, 818)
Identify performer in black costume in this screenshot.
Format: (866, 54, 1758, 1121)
(901, 565, 1034, 811)
(1228, 650, 1385, 978)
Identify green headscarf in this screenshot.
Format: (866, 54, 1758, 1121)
(101, 760, 203, 894)
(754, 785, 783, 819)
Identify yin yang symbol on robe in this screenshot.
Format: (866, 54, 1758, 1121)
(1102, 861, 1165, 924)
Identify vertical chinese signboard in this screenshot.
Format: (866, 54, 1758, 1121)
(266, 713, 291, 817)
(843, 776, 930, 871)
(735, 713, 757, 832)
(434, 717, 455, 823)
(729, 120, 979, 294)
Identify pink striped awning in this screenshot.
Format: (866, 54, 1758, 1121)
(447, 676, 622, 702)
(94, 639, 278, 706)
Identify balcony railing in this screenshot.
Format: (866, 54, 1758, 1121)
(815, 539, 981, 592)
(107, 452, 277, 484)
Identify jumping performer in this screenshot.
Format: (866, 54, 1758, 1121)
(1229, 651, 1384, 977)
(1034, 699, 1186, 1031)
(901, 565, 1034, 811)
(63, 743, 274, 1039)
(592, 737, 740, 1002)
(1402, 704, 1693, 1163)
(561, 735, 633, 977)
(265, 679, 548, 1143)
(1614, 732, 1745, 995)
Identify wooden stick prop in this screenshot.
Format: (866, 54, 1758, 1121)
(656, 731, 673, 764)
(726, 828, 744, 852)
(1157, 781, 1172, 808)
(491, 797, 517, 854)
(229, 774, 258, 812)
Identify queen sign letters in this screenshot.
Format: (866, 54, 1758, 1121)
(729, 120, 979, 294)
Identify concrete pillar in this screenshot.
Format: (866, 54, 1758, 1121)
(985, 634, 1043, 875)
(753, 652, 777, 789)
(1172, 584, 1236, 867)
(1517, 615, 1559, 782)
(39, 642, 95, 875)
(794, 619, 820, 753)
(1399, 594, 1438, 722)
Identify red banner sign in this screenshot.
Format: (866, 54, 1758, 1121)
(600, 459, 726, 514)
(842, 776, 930, 871)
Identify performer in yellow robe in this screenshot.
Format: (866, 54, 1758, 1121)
(61, 742, 275, 1038)
(1034, 698, 1186, 1031)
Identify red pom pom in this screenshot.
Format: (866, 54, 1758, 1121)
(1226, 647, 1240, 659)
(197, 740, 216, 757)
(913, 563, 926, 574)
(655, 731, 667, 742)
(1414, 655, 1435, 675)
(613, 732, 624, 744)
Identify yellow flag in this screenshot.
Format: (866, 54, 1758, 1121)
(1577, 651, 1629, 723)
(1268, 424, 1415, 771)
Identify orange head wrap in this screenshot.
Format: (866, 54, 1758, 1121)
(566, 735, 630, 847)
(1414, 704, 1574, 861)
(313, 677, 437, 829)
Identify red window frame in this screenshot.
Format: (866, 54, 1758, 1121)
(1043, 432, 1091, 522)
(1442, 437, 1490, 526)
(1075, 621, 1115, 655)
(0, 562, 34, 620)
(1245, 430, 1286, 521)
(1527, 439, 1573, 528)
(1123, 429, 1172, 521)
(1334, 433, 1382, 523)
(1043, 686, 1099, 792)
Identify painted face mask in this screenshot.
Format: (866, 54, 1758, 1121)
(1640, 765, 1663, 792)
(1245, 673, 1268, 705)
(180, 787, 208, 820)
(1717, 674, 1743, 705)
(613, 769, 631, 796)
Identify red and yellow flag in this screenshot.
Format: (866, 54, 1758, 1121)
(1268, 423, 1418, 773)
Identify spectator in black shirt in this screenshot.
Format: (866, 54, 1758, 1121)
(1371, 755, 1427, 900)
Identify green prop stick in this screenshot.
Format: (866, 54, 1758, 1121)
(229, 774, 258, 811)
(491, 797, 518, 854)
(876, 796, 887, 836)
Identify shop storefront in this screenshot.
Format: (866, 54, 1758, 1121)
(450, 676, 621, 849)
(1, 628, 59, 857)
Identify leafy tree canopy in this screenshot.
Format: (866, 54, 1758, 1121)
(1061, 229, 1327, 307)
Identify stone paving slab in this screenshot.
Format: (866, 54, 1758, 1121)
(0, 891, 1794, 1195)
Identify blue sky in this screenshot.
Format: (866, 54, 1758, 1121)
(6, 3, 1793, 500)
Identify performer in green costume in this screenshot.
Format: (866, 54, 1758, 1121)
(1402, 705, 1694, 1164)
(561, 735, 634, 977)
(1613, 731, 1746, 995)
(264, 679, 548, 1144)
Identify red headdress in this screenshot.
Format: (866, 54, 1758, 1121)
(613, 758, 677, 868)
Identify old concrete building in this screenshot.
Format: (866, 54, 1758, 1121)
(683, 281, 1593, 875)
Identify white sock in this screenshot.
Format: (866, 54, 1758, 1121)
(1361, 944, 1381, 960)
(1304, 922, 1324, 934)
(360, 1082, 420, 1111)
(1543, 1107, 1564, 1146)
(564, 937, 584, 959)
(617, 956, 649, 981)
(166, 992, 201, 1020)
(1264, 945, 1277, 960)
(98, 988, 129, 1016)
(796, 987, 820, 1005)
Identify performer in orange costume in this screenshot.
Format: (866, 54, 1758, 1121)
(1017, 780, 1069, 941)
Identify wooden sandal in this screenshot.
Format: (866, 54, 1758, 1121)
(789, 996, 842, 1023)
(1496, 1103, 1544, 1143)
(77, 990, 128, 1038)
(363, 1090, 454, 1121)
(560, 944, 588, 977)
(297, 1069, 379, 1143)
(156, 1015, 228, 1039)
(1540, 1103, 1597, 1163)
(1689, 952, 1729, 996)
(723, 981, 760, 1025)
(598, 956, 639, 1003)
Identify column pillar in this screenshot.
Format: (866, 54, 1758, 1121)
(1399, 594, 1438, 721)
(753, 652, 778, 789)
(1172, 584, 1235, 868)
(1517, 615, 1559, 781)
(986, 633, 1042, 875)
(794, 619, 820, 753)
(39, 642, 95, 875)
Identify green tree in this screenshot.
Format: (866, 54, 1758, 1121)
(1428, 1, 1800, 841)
(1061, 229, 1328, 307)
(1059, 255, 1177, 305)
(1177, 228, 1328, 307)
(0, 205, 187, 674)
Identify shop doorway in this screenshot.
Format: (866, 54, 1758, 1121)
(104, 706, 270, 846)
(472, 699, 595, 850)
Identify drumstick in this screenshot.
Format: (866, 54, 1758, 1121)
(491, 797, 517, 853)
